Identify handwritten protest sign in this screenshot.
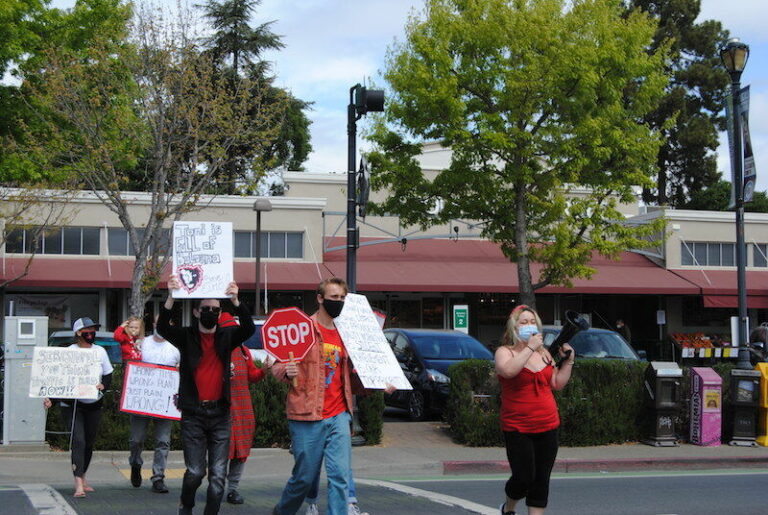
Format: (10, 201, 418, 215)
(120, 362, 181, 420)
(333, 293, 411, 390)
(29, 347, 101, 399)
(172, 221, 233, 299)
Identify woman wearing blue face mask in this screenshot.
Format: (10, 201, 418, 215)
(494, 305, 574, 515)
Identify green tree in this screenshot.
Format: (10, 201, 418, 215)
(20, 3, 286, 315)
(627, 0, 730, 206)
(200, 0, 312, 194)
(368, 0, 668, 308)
(685, 179, 768, 213)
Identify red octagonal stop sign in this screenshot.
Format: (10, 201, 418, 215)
(261, 307, 316, 363)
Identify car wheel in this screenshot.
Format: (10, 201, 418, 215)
(408, 391, 427, 421)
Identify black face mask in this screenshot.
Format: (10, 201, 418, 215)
(81, 332, 96, 344)
(323, 298, 345, 318)
(199, 311, 218, 329)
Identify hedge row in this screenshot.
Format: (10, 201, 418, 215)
(45, 364, 384, 451)
(445, 359, 738, 447)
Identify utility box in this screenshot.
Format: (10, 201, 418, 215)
(690, 367, 722, 446)
(754, 363, 768, 447)
(643, 361, 682, 447)
(728, 368, 761, 447)
(3, 316, 48, 446)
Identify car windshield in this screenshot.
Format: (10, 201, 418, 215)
(409, 333, 492, 360)
(570, 332, 637, 359)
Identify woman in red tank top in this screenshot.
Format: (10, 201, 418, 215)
(494, 305, 575, 515)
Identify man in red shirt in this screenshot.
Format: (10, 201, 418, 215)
(271, 278, 394, 515)
(158, 275, 254, 515)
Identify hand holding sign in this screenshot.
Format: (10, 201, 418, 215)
(261, 308, 316, 387)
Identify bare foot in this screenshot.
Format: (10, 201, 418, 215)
(82, 478, 94, 492)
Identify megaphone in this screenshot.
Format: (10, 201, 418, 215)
(548, 310, 590, 364)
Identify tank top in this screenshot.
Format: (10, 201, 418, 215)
(499, 362, 560, 433)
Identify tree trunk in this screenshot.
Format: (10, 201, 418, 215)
(128, 259, 149, 318)
(514, 183, 536, 310)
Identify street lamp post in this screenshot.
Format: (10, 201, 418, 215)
(347, 84, 384, 292)
(253, 198, 273, 317)
(720, 38, 751, 369)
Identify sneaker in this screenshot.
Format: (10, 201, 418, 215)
(348, 503, 369, 515)
(226, 490, 245, 504)
(499, 502, 516, 515)
(130, 465, 142, 488)
(151, 479, 169, 493)
(304, 503, 319, 515)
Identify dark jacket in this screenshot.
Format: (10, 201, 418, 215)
(157, 302, 255, 412)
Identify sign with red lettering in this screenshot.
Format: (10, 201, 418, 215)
(261, 308, 316, 363)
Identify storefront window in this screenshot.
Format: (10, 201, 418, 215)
(422, 297, 444, 328)
(5, 293, 99, 333)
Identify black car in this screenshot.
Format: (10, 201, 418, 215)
(542, 327, 644, 360)
(383, 329, 494, 420)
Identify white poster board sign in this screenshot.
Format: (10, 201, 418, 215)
(333, 293, 412, 390)
(172, 221, 233, 299)
(120, 362, 181, 420)
(28, 347, 101, 399)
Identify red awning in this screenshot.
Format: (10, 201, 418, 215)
(703, 295, 768, 309)
(2, 257, 329, 291)
(670, 269, 768, 296)
(323, 238, 700, 294)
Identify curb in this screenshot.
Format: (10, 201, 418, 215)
(443, 455, 768, 475)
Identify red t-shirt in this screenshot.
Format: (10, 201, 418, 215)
(318, 324, 346, 419)
(195, 332, 223, 401)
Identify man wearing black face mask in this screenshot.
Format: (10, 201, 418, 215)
(158, 275, 255, 515)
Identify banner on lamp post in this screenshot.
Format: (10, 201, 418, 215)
(727, 86, 756, 208)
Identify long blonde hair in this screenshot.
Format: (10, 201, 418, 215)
(502, 305, 543, 347)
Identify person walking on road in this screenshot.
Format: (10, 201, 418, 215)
(271, 277, 394, 515)
(43, 317, 114, 498)
(127, 314, 181, 493)
(494, 305, 575, 515)
(158, 275, 255, 515)
(218, 312, 269, 505)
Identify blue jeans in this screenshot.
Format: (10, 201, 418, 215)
(275, 412, 351, 515)
(307, 464, 358, 504)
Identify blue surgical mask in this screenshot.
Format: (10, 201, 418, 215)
(517, 324, 539, 342)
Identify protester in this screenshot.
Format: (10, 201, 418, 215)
(115, 316, 144, 362)
(219, 312, 268, 505)
(615, 319, 631, 344)
(272, 277, 394, 515)
(127, 314, 181, 493)
(43, 317, 114, 498)
(494, 305, 575, 515)
(158, 275, 255, 515)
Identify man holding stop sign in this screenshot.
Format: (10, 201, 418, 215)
(270, 277, 394, 515)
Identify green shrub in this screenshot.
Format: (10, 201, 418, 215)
(45, 363, 383, 450)
(445, 359, 502, 446)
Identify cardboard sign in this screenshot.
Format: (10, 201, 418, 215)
(29, 347, 101, 399)
(120, 362, 181, 420)
(172, 221, 233, 299)
(261, 307, 316, 363)
(333, 293, 412, 391)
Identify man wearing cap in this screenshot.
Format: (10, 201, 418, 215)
(158, 275, 255, 515)
(43, 317, 114, 498)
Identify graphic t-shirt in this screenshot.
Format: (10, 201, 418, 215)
(195, 332, 223, 401)
(318, 324, 346, 419)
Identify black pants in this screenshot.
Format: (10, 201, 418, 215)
(503, 429, 559, 508)
(180, 406, 231, 515)
(60, 401, 102, 478)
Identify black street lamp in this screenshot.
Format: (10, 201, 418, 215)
(720, 37, 751, 369)
(347, 84, 384, 292)
(253, 198, 273, 317)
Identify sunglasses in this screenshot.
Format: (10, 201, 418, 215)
(200, 306, 221, 314)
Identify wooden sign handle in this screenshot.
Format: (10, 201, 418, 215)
(289, 351, 298, 387)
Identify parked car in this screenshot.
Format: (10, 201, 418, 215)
(541, 327, 645, 361)
(383, 328, 494, 421)
(48, 330, 122, 364)
(242, 318, 268, 363)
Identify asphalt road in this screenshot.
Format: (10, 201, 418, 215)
(397, 470, 768, 515)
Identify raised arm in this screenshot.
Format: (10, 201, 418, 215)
(158, 275, 186, 347)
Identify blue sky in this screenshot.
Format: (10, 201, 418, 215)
(50, 0, 768, 192)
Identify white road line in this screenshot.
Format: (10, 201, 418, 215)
(19, 484, 79, 515)
(356, 478, 498, 515)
